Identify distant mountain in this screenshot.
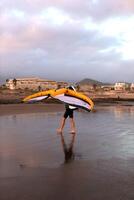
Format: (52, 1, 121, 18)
(76, 78, 104, 86)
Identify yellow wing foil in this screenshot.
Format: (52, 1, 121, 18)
(23, 88, 94, 111)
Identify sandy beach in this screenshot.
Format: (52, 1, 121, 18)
(0, 104, 134, 200)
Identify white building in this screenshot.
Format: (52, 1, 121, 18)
(6, 77, 67, 90)
(114, 82, 129, 91)
(101, 84, 114, 91)
(130, 83, 134, 91)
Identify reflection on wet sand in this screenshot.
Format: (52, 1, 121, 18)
(59, 133, 76, 163)
(113, 106, 134, 119)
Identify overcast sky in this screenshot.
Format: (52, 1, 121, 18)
(0, 0, 134, 83)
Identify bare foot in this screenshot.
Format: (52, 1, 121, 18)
(57, 129, 62, 134)
(70, 130, 76, 134)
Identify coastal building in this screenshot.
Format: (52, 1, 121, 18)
(6, 79, 16, 90)
(114, 82, 130, 91)
(101, 84, 114, 91)
(57, 81, 68, 88)
(130, 83, 134, 91)
(6, 77, 68, 91)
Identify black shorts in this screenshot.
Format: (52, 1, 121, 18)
(63, 108, 73, 119)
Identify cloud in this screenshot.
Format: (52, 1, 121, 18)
(90, 0, 134, 20)
(2, 0, 134, 19)
(1, 0, 134, 82)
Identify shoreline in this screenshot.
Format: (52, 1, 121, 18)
(0, 103, 134, 116)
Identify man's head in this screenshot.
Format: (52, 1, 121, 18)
(67, 85, 76, 91)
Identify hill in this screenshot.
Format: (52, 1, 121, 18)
(76, 78, 104, 86)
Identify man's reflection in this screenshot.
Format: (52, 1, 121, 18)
(59, 133, 76, 163)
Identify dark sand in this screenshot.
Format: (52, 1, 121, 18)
(0, 103, 65, 116)
(1, 160, 134, 200)
(0, 104, 134, 200)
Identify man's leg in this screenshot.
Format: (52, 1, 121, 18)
(57, 117, 66, 133)
(57, 109, 68, 133)
(70, 117, 76, 133)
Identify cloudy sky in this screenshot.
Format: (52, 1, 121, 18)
(1, 0, 134, 83)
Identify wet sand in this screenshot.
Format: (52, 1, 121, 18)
(0, 103, 65, 116)
(1, 159, 134, 200)
(1, 103, 134, 116)
(0, 105, 134, 200)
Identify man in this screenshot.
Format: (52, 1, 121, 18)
(57, 86, 77, 134)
